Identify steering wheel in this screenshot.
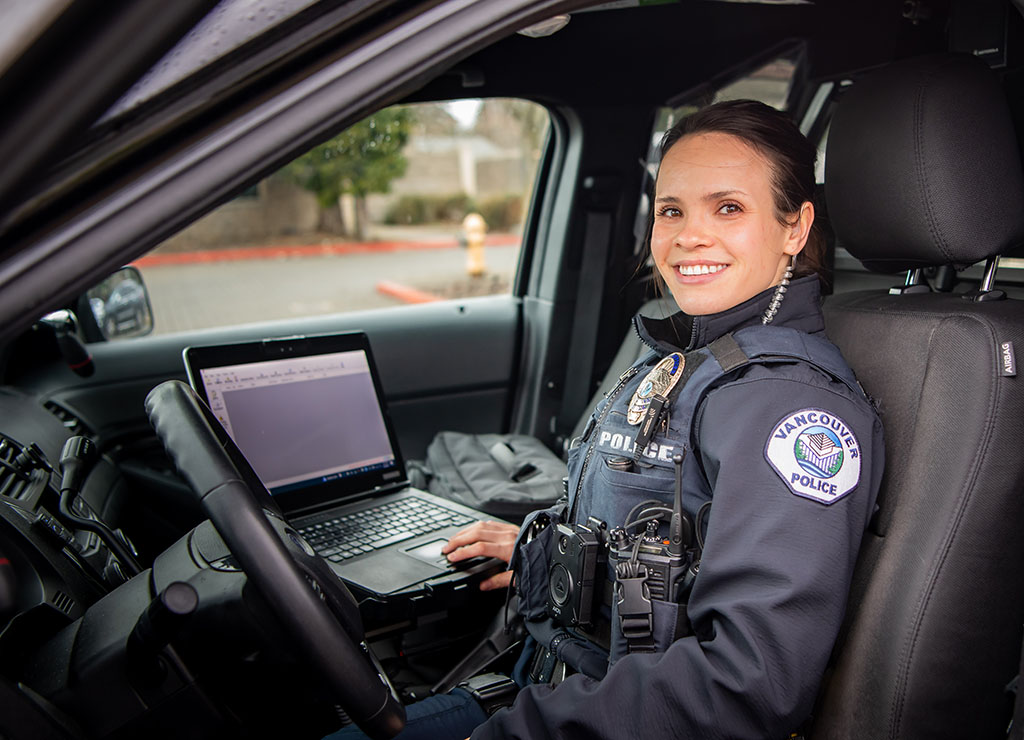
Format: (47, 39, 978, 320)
(145, 380, 405, 739)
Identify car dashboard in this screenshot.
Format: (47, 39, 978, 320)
(0, 383, 370, 738)
(0, 386, 112, 607)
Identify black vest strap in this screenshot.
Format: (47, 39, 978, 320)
(707, 333, 749, 372)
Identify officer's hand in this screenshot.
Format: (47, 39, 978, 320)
(442, 520, 519, 591)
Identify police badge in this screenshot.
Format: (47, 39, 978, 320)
(627, 352, 685, 425)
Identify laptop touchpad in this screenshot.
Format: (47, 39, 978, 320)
(338, 551, 445, 595)
(404, 538, 452, 567)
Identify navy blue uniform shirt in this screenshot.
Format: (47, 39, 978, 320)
(474, 277, 884, 739)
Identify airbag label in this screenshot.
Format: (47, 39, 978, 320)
(1000, 341, 1016, 377)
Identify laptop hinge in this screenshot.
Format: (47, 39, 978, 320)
(286, 480, 412, 520)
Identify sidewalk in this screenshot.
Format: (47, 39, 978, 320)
(133, 233, 520, 268)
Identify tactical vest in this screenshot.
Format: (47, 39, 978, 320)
(512, 324, 866, 680)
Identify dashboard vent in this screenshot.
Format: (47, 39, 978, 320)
(51, 590, 75, 616)
(0, 437, 31, 500)
(43, 400, 91, 436)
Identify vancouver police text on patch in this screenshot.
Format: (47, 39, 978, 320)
(764, 408, 861, 505)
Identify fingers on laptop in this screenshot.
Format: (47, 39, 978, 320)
(442, 520, 518, 564)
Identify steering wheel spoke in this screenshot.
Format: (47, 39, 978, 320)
(145, 380, 405, 739)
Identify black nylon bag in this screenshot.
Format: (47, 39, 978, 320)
(422, 432, 566, 522)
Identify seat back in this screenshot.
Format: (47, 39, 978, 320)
(813, 54, 1024, 739)
(570, 295, 677, 439)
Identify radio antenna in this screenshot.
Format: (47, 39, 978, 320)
(669, 451, 692, 556)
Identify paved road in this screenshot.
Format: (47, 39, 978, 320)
(138, 244, 520, 335)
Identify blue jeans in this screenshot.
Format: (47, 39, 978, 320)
(323, 688, 488, 740)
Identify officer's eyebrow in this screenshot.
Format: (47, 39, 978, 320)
(654, 190, 750, 205)
(702, 189, 748, 202)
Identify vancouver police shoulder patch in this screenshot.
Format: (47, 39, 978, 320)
(764, 407, 861, 505)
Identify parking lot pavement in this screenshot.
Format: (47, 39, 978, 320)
(137, 243, 519, 335)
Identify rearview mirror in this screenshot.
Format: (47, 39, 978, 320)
(82, 266, 154, 340)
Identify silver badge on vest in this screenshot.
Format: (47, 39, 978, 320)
(627, 352, 685, 425)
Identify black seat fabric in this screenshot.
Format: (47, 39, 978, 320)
(814, 54, 1024, 738)
(570, 295, 677, 439)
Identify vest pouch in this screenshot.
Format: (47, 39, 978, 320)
(650, 598, 691, 652)
(511, 502, 567, 621)
(585, 456, 678, 534)
(514, 523, 556, 620)
(609, 592, 692, 664)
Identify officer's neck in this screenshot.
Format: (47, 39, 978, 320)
(636, 276, 824, 354)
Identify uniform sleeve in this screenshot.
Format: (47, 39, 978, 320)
(473, 369, 884, 740)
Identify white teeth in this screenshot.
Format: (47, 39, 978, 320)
(677, 264, 726, 277)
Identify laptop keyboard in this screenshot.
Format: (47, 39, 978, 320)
(298, 496, 475, 564)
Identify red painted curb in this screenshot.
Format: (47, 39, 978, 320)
(132, 235, 520, 268)
(375, 280, 442, 304)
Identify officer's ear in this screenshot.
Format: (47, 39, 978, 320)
(783, 201, 814, 256)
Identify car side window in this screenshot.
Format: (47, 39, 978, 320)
(631, 57, 797, 257)
(103, 99, 548, 339)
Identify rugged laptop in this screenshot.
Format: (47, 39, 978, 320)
(183, 331, 503, 600)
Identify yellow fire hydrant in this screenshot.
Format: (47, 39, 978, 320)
(462, 212, 487, 277)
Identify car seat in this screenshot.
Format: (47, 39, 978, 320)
(812, 53, 1024, 738)
(569, 294, 678, 440)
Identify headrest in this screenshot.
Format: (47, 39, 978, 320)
(825, 53, 1024, 272)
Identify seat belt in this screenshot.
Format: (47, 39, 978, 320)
(553, 201, 614, 444)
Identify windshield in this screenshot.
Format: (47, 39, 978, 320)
(100, 0, 325, 122)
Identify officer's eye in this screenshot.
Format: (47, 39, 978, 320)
(718, 202, 742, 215)
(657, 206, 682, 218)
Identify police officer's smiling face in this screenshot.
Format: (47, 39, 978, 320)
(651, 132, 813, 316)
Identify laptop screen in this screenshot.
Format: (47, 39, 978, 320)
(183, 333, 407, 515)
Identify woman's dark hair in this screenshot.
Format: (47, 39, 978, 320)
(656, 99, 824, 279)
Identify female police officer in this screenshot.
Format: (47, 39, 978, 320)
(334, 99, 884, 739)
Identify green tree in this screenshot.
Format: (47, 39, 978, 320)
(284, 108, 412, 239)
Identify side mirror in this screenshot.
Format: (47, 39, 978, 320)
(79, 267, 154, 341)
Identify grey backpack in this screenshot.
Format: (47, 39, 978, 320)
(412, 432, 566, 523)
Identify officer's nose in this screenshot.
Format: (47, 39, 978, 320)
(672, 215, 713, 251)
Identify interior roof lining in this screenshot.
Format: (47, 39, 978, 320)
(401, 1, 913, 108)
